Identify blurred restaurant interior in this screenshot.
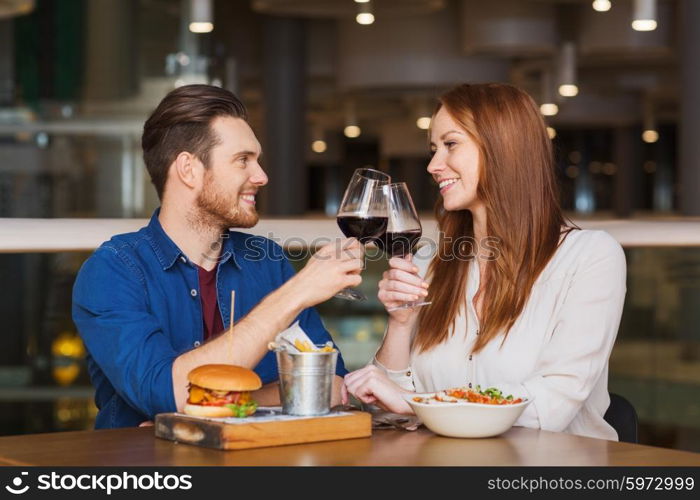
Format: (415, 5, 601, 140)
(0, 0, 699, 453)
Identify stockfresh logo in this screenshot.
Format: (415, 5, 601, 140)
(5, 472, 29, 495)
(2, 471, 193, 496)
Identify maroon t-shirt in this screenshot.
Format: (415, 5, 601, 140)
(197, 265, 224, 342)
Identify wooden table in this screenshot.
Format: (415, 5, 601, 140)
(0, 427, 699, 466)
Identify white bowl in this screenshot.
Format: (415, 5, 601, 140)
(403, 392, 533, 438)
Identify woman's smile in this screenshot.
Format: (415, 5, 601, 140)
(438, 178, 460, 194)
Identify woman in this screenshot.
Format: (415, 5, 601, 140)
(344, 83, 626, 440)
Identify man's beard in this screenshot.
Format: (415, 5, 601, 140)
(193, 173, 259, 230)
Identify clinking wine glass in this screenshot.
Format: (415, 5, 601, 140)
(382, 182, 431, 311)
(335, 168, 390, 301)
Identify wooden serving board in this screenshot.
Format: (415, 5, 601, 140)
(154, 409, 371, 450)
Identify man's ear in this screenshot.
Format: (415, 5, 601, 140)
(172, 152, 202, 190)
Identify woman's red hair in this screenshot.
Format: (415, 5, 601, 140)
(415, 83, 574, 354)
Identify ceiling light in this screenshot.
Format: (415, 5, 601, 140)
(189, 0, 213, 33)
(344, 101, 361, 138)
(642, 130, 659, 143)
(592, 0, 611, 12)
(558, 84, 579, 97)
(189, 22, 213, 33)
(557, 42, 578, 98)
(632, 19, 657, 31)
(547, 127, 557, 139)
(540, 103, 559, 116)
(540, 70, 559, 116)
(311, 124, 327, 153)
(344, 125, 361, 138)
(356, 13, 374, 25)
(565, 165, 580, 178)
(632, 0, 657, 31)
(642, 96, 658, 143)
(602, 162, 618, 175)
(416, 116, 431, 130)
(414, 98, 432, 130)
(356, 1, 374, 25)
(311, 140, 327, 153)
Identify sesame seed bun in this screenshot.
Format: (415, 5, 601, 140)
(187, 364, 262, 392)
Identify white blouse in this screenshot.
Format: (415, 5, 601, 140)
(375, 229, 627, 441)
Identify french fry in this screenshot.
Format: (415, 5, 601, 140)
(294, 339, 313, 352)
(293, 339, 336, 353)
(273, 322, 338, 353)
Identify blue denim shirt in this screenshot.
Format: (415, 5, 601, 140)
(72, 209, 347, 428)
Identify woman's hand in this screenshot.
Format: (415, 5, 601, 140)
(344, 365, 413, 414)
(377, 255, 429, 325)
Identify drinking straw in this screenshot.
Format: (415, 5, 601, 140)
(230, 290, 235, 332)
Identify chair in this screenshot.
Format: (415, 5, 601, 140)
(604, 393, 639, 443)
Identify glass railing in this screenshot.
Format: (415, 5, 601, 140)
(0, 244, 699, 453)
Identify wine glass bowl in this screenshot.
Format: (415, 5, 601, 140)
(336, 215, 388, 244)
(382, 182, 431, 312)
(335, 168, 391, 301)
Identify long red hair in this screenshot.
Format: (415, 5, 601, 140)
(415, 83, 575, 354)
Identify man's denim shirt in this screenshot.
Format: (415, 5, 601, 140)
(72, 209, 347, 428)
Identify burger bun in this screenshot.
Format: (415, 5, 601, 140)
(183, 404, 236, 418)
(187, 364, 262, 392)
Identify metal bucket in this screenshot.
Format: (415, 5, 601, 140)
(276, 348, 338, 416)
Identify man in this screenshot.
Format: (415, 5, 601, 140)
(72, 84, 362, 428)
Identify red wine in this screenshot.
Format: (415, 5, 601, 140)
(382, 229, 422, 257)
(337, 216, 388, 243)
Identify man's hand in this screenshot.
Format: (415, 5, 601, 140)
(290, 238, 364, 308)
(171, 239, 360, 413)
(252, 382, 282, 406)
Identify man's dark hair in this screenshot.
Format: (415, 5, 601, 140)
(142, 84, 248, 199)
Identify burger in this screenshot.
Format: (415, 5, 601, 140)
(184, 364, 262, 418)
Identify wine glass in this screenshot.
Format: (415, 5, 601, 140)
(382, 182, 431, 311)
(335, 168, 390, 301)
